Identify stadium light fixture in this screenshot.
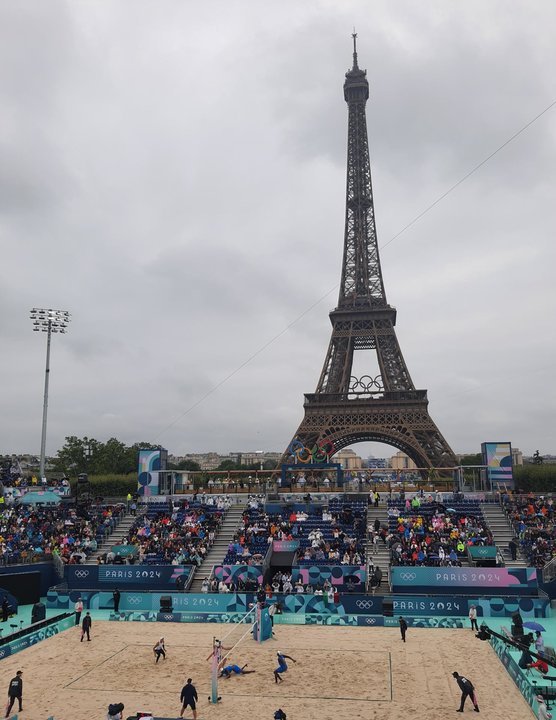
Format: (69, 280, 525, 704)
(29, 308, 71, 480)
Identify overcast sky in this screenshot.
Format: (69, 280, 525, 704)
(1, 1, 555, 460)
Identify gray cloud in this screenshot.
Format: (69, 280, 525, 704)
(1, 0, 555, 460)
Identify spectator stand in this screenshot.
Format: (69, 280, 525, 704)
(214, 495, 367, 593)
(387, 498, 495, 568)
(503, 494, 556, 568)
(121, 497, 225, 568)
(0, 499, 126, 567)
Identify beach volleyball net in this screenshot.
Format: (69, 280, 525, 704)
(209, 604, 263, 703)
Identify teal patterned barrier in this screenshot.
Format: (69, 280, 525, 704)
(0, 614, 74, 660)
(489, 633, 543, 718)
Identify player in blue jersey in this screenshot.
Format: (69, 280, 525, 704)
(219, 663, 256, 678)
(274, 651, 297, 683)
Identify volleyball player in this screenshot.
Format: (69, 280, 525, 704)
(153, 637, 166, 663)
(274, 652, 296, 683)
(219, 663, 256, 678)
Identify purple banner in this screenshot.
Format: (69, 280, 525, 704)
(273, 540, 300, 552)
(391, 567, 537, 595)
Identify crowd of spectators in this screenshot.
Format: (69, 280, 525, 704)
(268, 570, 340, 598)
(123, 497, 225, 566)
(0, 458, 71, 495)
(504, 494, 556, 567)
(386, 500, 494, 567)
(223, 497, 366, 567)
(0, 502, 125, 565)
(204, 570, 342, 598)
(201, 576, 261, 593)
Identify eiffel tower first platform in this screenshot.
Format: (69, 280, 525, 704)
(280, 36, 456, 471)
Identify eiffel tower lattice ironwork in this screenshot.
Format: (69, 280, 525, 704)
(280, 36, 456, 470)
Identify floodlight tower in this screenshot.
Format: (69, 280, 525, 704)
(29, 308, 71, 480)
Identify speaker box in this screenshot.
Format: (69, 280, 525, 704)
(512, 612, 523, 628)
(31, 602, 46, 623)
(160, 596, 173, 613)
(511, 624, 524, 639)
(383, 599, 394, 617)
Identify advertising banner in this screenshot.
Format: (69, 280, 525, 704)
(481, 441, 513, 488)
(137, 448, 164, 497)
(390, 567, 537, 595)
(468, 546, 497, 560)
(272, 540, 300, 552)
(392, 596, 469, 616)
(66, 564, 191, 591)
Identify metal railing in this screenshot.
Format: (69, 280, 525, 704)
(542, 556, 556, 584)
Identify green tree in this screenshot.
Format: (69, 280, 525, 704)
(459, 454, 482, 466)
(53, 436, 101, 475)
(94, 438, 133, 475)
(54, 437, 161, 476)
(168, 459, 201, 471)
(217, 460, 242, 471)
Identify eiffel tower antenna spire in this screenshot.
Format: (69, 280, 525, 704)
(352, 29, 359, 69)
(279, 38, 456, 473)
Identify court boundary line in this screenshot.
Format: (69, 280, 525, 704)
(63, 645, 129, 688)
(62, 643, 393, 703)
(389, 651, 393, 700)
(67, 688, 392, 702)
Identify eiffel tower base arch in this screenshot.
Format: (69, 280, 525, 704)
(280, 393, 457, 473)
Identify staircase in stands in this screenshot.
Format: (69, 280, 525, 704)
(84, 511, 136, 565)
(366, 504, 392, 596)
(188, 501, 246, 593)
(481, 502, 528, 567)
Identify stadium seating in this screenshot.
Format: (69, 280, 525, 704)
(503, 495, 556, 567)
(125, 499, 223, 565)
(0, 502, 125, 565)
(386, 499, 494, 567)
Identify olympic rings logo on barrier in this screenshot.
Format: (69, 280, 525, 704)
(287, 438, 336, 465)
(74, 570, 90, 578)
(355, 600, 375, 609)
(128, 596, 142, 605)
(0, 650, 5, 658)
(364, 618, 377, 625)
(399, 573, 417, 581)
(163, 615, 173, 620)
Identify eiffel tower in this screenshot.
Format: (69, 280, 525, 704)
(281, 36, 456, 471)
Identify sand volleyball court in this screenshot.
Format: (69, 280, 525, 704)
(0, 621, 533, 720)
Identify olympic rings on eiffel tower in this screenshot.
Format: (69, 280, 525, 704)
(287, 438, 336, 464)
(349, 375, 383, 393)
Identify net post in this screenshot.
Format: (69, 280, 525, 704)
(255, 603, 260, 643)
(209, 636, 220, 704)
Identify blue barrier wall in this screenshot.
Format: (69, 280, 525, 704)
(65, 564, 191, 591)
(291, 565, 366, 589)
(0, 562, 56, 596)
(44, 589, 551, 632)
(46, 589, 383, 616)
